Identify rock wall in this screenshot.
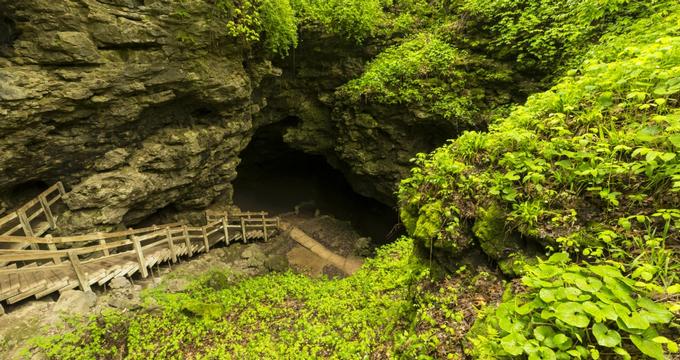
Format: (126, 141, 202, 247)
(0, 0, 281, 232)
(0, 0, 466, 233)
(256, 34, 457, 206)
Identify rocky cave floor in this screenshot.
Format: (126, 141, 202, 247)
(0, 211, 369, 359)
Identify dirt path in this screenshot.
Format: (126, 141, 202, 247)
(280, 222, 363, 275)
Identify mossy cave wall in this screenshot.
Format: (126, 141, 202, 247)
(0, 0, 454, 234)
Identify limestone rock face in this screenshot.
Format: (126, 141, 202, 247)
(0, 0, 453, 232)
(257, 33, 455, 205)
(0, 0, 267, 232)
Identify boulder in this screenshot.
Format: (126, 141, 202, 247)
(264, 255, 289, 272)
(241, 244, 267, 268)
(109, 276, 132, 290)
(54, 290, 97, 315)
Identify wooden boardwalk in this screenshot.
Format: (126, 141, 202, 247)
(0, 183, 280, 311)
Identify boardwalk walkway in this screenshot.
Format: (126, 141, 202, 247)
(0, 183, 280, 311)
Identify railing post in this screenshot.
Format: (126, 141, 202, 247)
(202, 226, 210, 253)
(17, 209, 34, 237)
(56, 182, 66, 197)
(262, 213, 268, 242)
(68, 251, 91, 292)
(38, 194, 56, 229)
(131, 235, 148, 278)
(17, 208, 39, 250)
(46, 235, 62, 264)
(222, 216, 230, 245)
(183, 225, 193, 257)
(241, 218, 247, 243)
(166, 227, 177, 263)
(99, 239, 109, 257)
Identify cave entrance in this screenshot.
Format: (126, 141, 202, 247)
(233, 117, 400, 246)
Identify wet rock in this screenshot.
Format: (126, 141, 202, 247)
(109, 276, 132, 290)
(241, 244, 266, 265)
(37, 31, 102, 65)
(106, 291, 141, 311)
(205, 272, 234, 290)
(54, 290, 97, 315)
(264, 254, 289, 272)
(94, 148, 130, 172)
(353, 237, 373, 257)
(165, 278, 190, 293)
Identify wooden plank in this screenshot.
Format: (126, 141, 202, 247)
(131, 235, 148, 278)
(67, 251, 91, 292)
(47, 236, 62, 264)
(57, 182, 66, 197)
(35, 278, 69, 299)
(58, 281, 80, 294)
(182, 226, 192, 257)
(166, 228, 177, 263)
(262, 213, 268, 242)
(202, 227, 209, 253)
(222, 217, 229, 245)
(125, 263, 140, 277)
(241, 218, 247, 244)
(39, 194, 56, 229)
(99, 239, 110, 256)
(0, 212, 18, 229)
(17, 209, 39, 250)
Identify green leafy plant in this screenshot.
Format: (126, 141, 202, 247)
(468, 253, 678, 359)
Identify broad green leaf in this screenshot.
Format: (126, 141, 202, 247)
(552, 333, 572, 350)
(590, 265, 623, 279)
(555, 302, 590, 328)
(516, 300, 538, 315)
(613, 347, 631, 360)
(631, 335, 665, 360)
(533, 326, 555, 341)
(501, 333, 526, 356)
(669, 134, 680, 148)
(547, 252, 570, 264)
(617, 310, 650, 331)
(592, 323, 621, 347)
(637, 297, 673, 324)
(603, 276, 636, 309)
(539, 288, 557, 303)
(652, 336, 679, 353)
(667, 284, 680, 294)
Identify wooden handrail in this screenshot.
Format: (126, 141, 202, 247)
(0, 182, 282, 302)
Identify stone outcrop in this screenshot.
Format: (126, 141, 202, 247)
(255, 33, 483, 205)
(0, 0, 277, 231)
(0, 0, 470, 232)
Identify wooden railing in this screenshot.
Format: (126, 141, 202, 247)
(0, 213, 280, 292)
(0, 182, 65, 245)
(0, 183, 281, 305)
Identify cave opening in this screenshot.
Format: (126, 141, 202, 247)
(1, 180, 49, 210)
(0, 16, 19, 49)
(233, 117, 401, 246)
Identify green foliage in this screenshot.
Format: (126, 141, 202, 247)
(30, 238, 429, 359)
(339, 33, 513, 122)
(459, 0, 662, 75)
(399, 1, 680, 260)
(291, 0, 386, 42)
(215, 0, 298, 55)
(468, 253, 678, 359)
